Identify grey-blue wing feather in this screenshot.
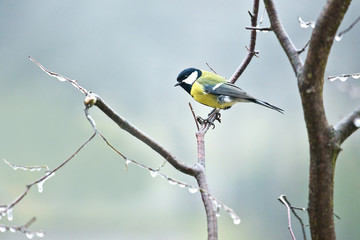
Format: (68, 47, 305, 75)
(204, 83, 253, 99)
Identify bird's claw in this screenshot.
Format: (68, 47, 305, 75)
(196, 116, 217, 129)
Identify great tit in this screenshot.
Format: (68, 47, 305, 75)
(175, 68, 284, 114)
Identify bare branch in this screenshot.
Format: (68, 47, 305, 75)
(0, 217, 45, 238)
(245, 26, 272, 32)
(229, 0, 260, 84)
(334, 106, 360, 145)
(337, 16, 360, 39)
(264, 0, 303, 77)
(93, 94, 199, 176)
(278, 195, 297, 240)
(0, 133, 96, 229)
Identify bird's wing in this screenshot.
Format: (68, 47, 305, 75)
(203, 82, 253, 99)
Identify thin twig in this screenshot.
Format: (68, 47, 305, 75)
(297, 40, 310, 54)
(245, 26, 272, 31)
(0, 133, 96, 228)
(229, 0, 260, 84)
(280, 196, 308, 240)
(206, 63, 218, 74)
(337, 16, 360, 38)
(278, 195, 297, 240)
(189, 103, 200, 131)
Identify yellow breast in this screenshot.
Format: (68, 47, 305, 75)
(190, 82, 236, 109)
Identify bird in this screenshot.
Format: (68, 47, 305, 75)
(174, 68, 284, 114)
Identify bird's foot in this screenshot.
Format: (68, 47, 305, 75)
(197, 112, 221, 129)
(197, 116, 216, 129)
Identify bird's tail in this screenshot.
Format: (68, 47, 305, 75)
(248, 98, 284, 114)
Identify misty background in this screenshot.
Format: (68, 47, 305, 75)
(1, 1, 359, 239)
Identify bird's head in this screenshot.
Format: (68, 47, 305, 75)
(174, 68, 202, 94)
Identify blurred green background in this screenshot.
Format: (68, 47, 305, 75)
(1, 1, 359, 239)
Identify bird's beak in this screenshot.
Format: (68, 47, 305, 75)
(174, 82, 181, 87)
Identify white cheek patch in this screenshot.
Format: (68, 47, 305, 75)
(183, 71, 198, 85)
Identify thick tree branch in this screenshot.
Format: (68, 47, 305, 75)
(334, 106, 360, 145)
(264, 0, 303, 77)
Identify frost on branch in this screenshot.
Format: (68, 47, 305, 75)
(328, 73, 360, 82)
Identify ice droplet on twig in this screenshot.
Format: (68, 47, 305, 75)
(232, 215, 241, 225)
(178, 183, 186, 188)
(352, 73, 360, 79)
(26, 232, 35, 239)
(36, 232, 45, 238)
(124, 159, 131, 171)
(0, 226, 6, 232)
(353, 118, 360, 128)
(167, 179, 178, 185)
(7, 208, 13, 221)
(37, 171, 55, 193)
(298, 17, 315, 29)
(335, 34, 343, 41)
(37, 181, 44, 193)
(9, 227, 16, 232)
(188, 187, 199, 194)
(149, 170, 158, 178)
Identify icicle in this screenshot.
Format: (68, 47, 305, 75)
(149, 170, 158, 178)
(124, 159, 131, 171)
(7, 208, 13, 221)
(37, 181, 44, 193)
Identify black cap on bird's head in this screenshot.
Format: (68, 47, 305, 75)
(174, 68, 202, 94)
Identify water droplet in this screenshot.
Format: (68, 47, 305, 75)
(216, 213, 221, 217)
(353, 118, 360, 128)
(335, 35, 342, 41)
(56, 76, 67, 82)
(36, 232, 45, 238)
(167, 179, 177, 185)
(9, 227, 16, 232)
(339, 76, 347, 82)
(178, 183, 186, 188)
(7, 208, 13, 221)
(124, 159, 131, 171)
(26, 232, 35, 239)
(0, 226, 6, 232)
(233, 217, 241, 225)
(37, 181, 44, 193)
(352, 73, 360, 79)
(188, 187, 199, 194)
(149, 170, 158, 178)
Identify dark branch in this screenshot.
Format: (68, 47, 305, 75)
(245, 26, 272, 31)
(337, 16, 360, 38)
